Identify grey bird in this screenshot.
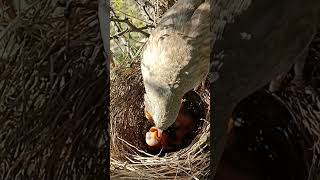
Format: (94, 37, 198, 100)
(141, 0, 211, 135)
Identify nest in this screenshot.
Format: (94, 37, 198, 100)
(277, 32, 320, 180)
(0, 0, 107, 179)
(225, 86, 320, 180)
(110, 31, 320, 179)
(275, 86, 320, 180)
(110, 62, 210, 179)
(228, 31, 320, 179)
(225, 32, 320, 179)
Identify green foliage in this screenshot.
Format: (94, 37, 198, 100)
(112, 0, 124, 11)
(111, 0, 151, 66)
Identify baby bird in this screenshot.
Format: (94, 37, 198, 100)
(145, 127, 162, 150)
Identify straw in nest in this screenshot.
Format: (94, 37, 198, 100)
(110, 62, 210, 179)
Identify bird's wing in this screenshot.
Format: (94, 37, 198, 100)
(157, 0, 206, 29)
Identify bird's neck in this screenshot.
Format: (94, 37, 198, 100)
(153, 94, 182, 131)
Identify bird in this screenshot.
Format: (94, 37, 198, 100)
(141, 0, 211, 140)
(145, 127, 162, 150)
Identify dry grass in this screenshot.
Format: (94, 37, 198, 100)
(110, 62, 210, 179)
(273, 33, 320, 179)
(274, 86, 320, 180)
(0, 0, 107, 179)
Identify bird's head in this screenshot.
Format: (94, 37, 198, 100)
(145, 127, 163, 147)
(144, 89, 182, 131)
(143, 84, 183, 149)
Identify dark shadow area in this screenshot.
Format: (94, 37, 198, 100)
(216, 89, 307, 180)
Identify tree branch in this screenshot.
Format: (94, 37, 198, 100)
(110, 17, 154, 37)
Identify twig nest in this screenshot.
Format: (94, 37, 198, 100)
(110, 63, 210, 179)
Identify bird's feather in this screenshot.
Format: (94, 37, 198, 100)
(141, 0, 211, 130)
